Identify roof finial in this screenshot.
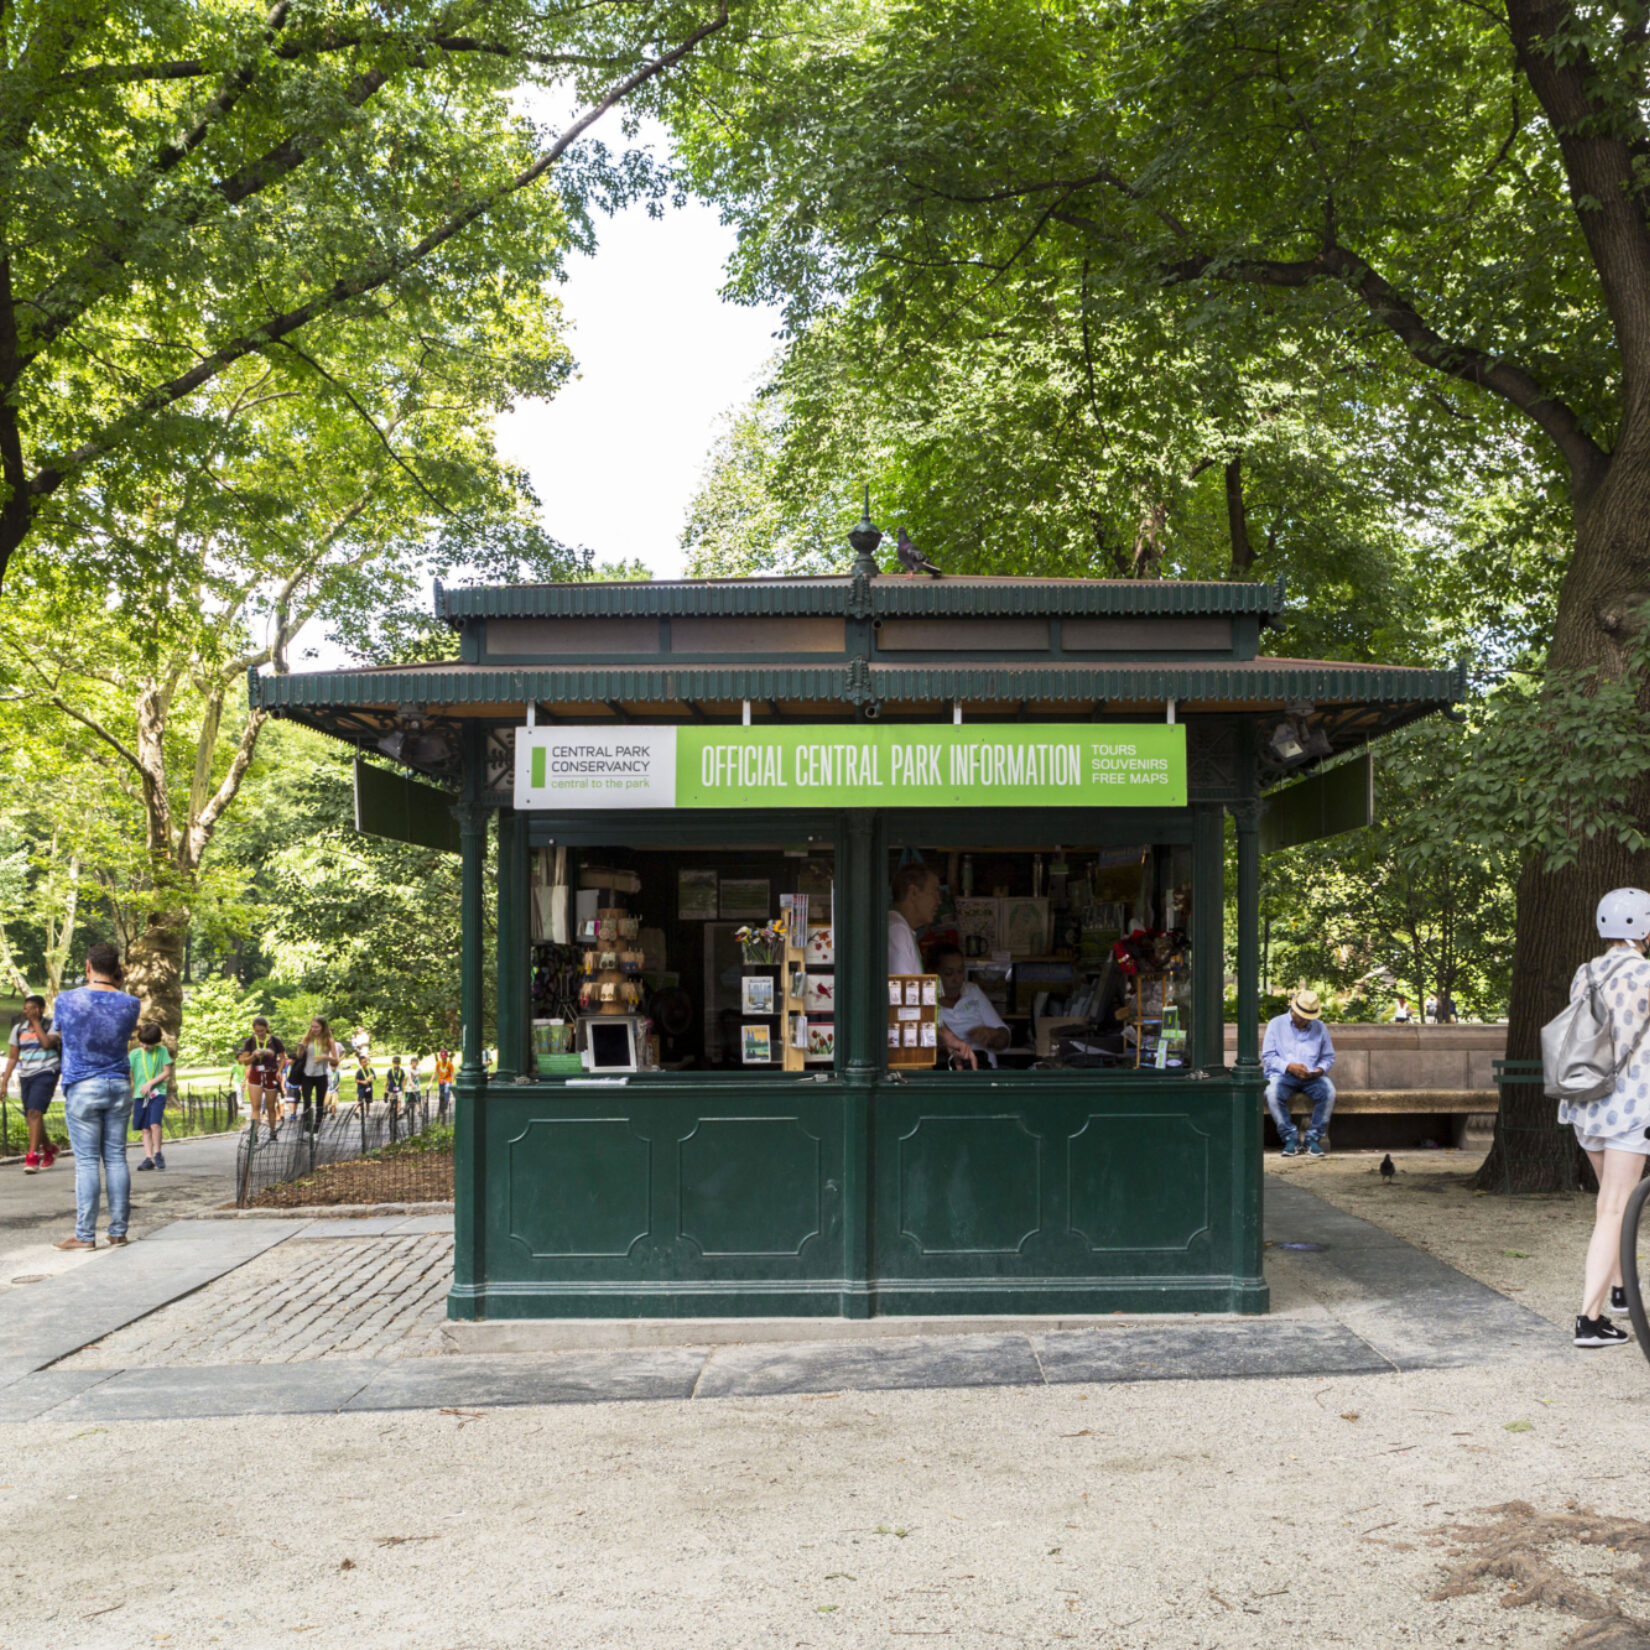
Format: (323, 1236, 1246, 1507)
(848, 484, 882, 577)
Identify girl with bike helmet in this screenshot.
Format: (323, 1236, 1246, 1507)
(1566, 887, 1650, 1347)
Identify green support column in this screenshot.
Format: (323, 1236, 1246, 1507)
(1229, 796, 1267, 1310)
(1233, 800, 1262, 1074)
(1192, 803, 1225, 1074)
(839, 809, 876, 1317)
(449, 787, 491, 1321)
(495, 808, 524, 1082)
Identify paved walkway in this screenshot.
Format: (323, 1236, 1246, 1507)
(0, 1130, 242, 1288)
(0, 1168, 1573, 1423)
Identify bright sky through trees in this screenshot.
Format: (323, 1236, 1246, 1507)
(496, 137, 783, 579)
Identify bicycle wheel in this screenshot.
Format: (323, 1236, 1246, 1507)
(1620, 1173, 1650, 1360)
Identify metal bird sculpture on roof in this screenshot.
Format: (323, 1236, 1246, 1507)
(896, 527, 942, 578)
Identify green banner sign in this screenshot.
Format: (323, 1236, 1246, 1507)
(515, 724, 1186, 809)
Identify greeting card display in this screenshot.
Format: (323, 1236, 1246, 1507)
(886, 973, 940, 1068)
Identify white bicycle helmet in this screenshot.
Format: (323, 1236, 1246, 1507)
(1597, 887, 1650, 940)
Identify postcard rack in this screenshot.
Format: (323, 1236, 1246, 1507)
(888, 973, 940, 1068)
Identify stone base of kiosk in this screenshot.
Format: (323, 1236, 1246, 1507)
(442, 1312, 1206, 1354)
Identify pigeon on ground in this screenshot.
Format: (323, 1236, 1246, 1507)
(1379, 1153, 1396, 1182)
(896, 528, 942, 578)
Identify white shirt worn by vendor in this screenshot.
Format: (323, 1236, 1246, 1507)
(940, 983, 1008, 1069)
(888, 909, 923, 977)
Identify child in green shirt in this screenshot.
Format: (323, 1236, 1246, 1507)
(129, 1023, 174, 1171)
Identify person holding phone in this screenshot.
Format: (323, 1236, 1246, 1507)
(52, 942, 141, 1249)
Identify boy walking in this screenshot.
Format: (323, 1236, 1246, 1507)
(353, 1049, 374, 1108)
(129, 1023, 173, 1171)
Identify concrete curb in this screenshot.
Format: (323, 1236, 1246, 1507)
(187, 1200, 455, 1221)
(0, 1127, 244, 1168)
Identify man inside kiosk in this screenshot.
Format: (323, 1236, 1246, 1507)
(888, 863, 978, 1068)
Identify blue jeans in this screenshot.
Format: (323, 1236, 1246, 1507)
(63, 1076, 132, 1241)
(1266, 1073, 1336, 1141)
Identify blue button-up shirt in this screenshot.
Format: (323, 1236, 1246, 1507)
(1260, 1013, 1336, 1083)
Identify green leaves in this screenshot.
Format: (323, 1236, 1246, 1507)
(0, 0, 737, 586)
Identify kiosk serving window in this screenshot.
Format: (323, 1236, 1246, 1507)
(527, 845, 836, 1075)
(885, 842, 1194, 1073)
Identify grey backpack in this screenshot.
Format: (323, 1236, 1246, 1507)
(1542, 953, 1650, 1104)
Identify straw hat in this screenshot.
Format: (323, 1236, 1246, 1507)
(1289, 988, 1323, 1021)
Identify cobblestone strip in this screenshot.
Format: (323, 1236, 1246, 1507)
(58, 1235, 455, 1368)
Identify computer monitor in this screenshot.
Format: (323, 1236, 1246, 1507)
(583, 1017, 639, 1074)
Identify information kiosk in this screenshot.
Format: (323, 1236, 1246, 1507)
(253, 526, 1461, 1320)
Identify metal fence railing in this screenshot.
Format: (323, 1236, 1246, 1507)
(234, 1091, 454, 1209)
(1492, 1059, 1579, 1199)
(2, 1087, 242, 1159)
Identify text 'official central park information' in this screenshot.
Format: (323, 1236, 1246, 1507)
(516, 725, 1185, 809)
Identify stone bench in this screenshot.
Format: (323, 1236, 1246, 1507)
(1223, 1024, 1505, 1147)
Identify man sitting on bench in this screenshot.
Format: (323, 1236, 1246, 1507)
(1262, 988, 1337, 1160)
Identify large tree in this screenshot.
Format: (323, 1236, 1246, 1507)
(0, 300, 581, 1036)
(0, 0, 731, 590)
(676, 0, 1650, 1184)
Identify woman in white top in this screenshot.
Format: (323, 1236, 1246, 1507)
(1564, 888, 1650, 1347)
(291, 1018, 340, 1137)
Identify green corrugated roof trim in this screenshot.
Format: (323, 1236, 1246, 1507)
(432, 574, 1288, 623)
(251, 658, 1464, 710)
(872, 576, 1287, 619)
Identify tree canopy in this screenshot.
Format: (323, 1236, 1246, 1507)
(0, 0, 733, 588)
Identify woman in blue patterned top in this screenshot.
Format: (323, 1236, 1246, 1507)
(52, 942, 142, 1249)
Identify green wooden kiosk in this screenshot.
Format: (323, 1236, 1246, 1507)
(253, 531, 1461, 1321)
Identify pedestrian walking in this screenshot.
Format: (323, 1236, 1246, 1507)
(238, 1015, 286, 1144)
(281, 1049, 303, 1125)
(1391, 994, 1413, 1024)
(385, 1055, 406, 1128)
(128, 1022, 173, 1171)
(2, 993, 61, 1173)
(290, 1018, 340, 1134)
(51, 942, 141, 1250)
(1561, 888, 1650, 1348)
(353, 1047, 375, 1107)
(434, 1048, 454, 1118)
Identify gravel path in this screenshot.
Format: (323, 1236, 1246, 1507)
(6, 1356, 1646, 1650)
(1267, 1148, 1613, 1328)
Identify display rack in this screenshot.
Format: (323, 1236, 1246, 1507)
(577, 880, 646, 1063)
(780, 919, 808, 1073)
(888, 972, 941, 1068)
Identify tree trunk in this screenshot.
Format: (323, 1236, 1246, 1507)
(1480, 439, 1650, 1190)
(1225, 457, 1255, 574)
(124, 906, 189, 1042)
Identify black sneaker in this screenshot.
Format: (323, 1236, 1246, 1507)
(1575, 1314, 1631, 1347)
(1613, 1285, 1629, 1314)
